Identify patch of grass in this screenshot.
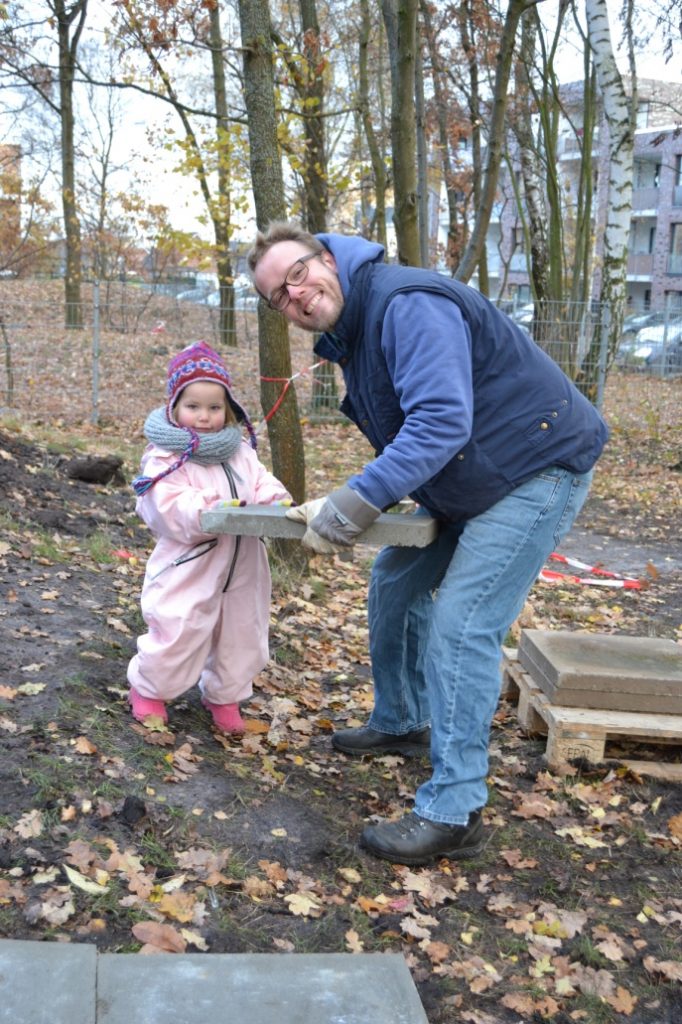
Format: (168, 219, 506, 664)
(21, 755, 81, 806)
(572, 934, 610, 969)
(0, 510, 19, 533)
(138, 833, 179, 872)
(31, 529, 65, 562)
(85, 530, 118, 564)
(572, 993, 614, 1023)
(271, 641, 303, 667)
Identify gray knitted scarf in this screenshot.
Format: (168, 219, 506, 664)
(132, 406, 243, 496)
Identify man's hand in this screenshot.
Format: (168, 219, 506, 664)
(285, 499, 344, 554)
(310, 484, 381, 547)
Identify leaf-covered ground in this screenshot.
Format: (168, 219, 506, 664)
(0, 292, 681, 1023)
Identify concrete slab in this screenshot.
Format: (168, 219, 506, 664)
(518, 629, 682, 712)
(0, 938, 97, 1024)
(97, 952, 429, 1024)
(201, 504, 438, 548)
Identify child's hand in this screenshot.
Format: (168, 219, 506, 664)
(213, 499, 246, 508)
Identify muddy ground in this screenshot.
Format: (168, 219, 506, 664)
(0, 372, 681, 1023)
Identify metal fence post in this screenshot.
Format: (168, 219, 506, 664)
(595, 302, 610, 411)
(92, 281, 100, 425)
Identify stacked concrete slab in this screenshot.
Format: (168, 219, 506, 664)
(0, 939, 429, 1024)
(200, 504, 438, 547)
(518, 630, 682, 712)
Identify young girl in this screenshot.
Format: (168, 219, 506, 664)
(127, 340, 291, 733)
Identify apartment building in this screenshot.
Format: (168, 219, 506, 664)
(484, 79, 682, 313)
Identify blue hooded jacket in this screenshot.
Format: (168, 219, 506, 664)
(314, 234, 608, 523)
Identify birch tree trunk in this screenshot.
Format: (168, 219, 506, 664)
(238, 0, 306, 510)
(583, 0, 635, 401)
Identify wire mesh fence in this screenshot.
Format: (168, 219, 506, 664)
(0, 281, 679, 436)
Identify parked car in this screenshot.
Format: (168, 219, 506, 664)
(621, 317, 682, 374)
(509, 302, 535, 327)
(206, 287, 259, 310)
(616, 313, 680, 369)
(176, 285, 213, 303)
(619, 311, 664, 342)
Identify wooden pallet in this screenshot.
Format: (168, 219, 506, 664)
(501, 651, 682, 781)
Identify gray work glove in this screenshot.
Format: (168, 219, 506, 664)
(309, 484, 381, 547)
(285, 498, 344, 555)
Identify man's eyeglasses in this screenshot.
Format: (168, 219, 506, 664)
(267, 250, 322, 312)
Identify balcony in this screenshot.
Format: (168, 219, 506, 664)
(627, 252, 653, 277)
(558, 131, 599, 159)
(631, 186, 659, 212)
(509, 252, 528, 272)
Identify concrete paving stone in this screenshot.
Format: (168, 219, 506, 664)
(200, 504, 438, 548)
(0, 938, 97, 1024)
(518, 629, 682, 712)
(97, 952, 429, 1024)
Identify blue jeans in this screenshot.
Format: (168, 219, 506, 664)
(367, 466, 593, 825)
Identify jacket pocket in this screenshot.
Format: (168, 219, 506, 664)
(148, 538, 218, 581)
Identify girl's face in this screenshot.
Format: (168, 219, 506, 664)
(174, 381, 231, 433)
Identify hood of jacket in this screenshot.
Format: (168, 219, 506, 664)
(313, 233, 384, 363)
(315, 233, 384, 297)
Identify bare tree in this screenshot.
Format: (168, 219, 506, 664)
(380, 0, 420, 265)
(357, 0, 388, 248)
(420, 0, 471, 273)
(111, 1, 243, 348)
(1, 1, 88, 324)
(583, 0, 635, 401)
(52, 0, 87, 328)
(454, 0, 538, 286)
(238, 0, 306, 511)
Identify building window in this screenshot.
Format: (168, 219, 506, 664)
(636, 101, 650, 129)
(668, 224, 682, 275)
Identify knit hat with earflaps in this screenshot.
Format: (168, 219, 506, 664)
(166, 340, 257, 449)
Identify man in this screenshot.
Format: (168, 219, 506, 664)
(248, 222, 608, 866)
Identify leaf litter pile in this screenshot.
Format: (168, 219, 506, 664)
(0, 308, 681, 1023)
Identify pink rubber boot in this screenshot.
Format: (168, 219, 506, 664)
(202, 700, 245, 735)
(129, 687, 168, 725)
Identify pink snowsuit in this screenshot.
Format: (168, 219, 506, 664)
(127, 441, 290, 705)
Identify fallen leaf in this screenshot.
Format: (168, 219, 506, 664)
(157, 891, 197, 923)
(607, 986, 637, 1014)
(284, 892, 323, 917)
(667, 813, 682, 839)
(345, 928, 364, 952)
(337, 867, 361, 884)
(14, 809, 43, 838)
(73, 736, 97, 755)
(132, 920, 186, 953)
(16, 682, 47, 696)
(643, 956, 682, 982)
(243, 719, 269, 734)
(63, 864, 110, 894)
(181, 928, 209, 951)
